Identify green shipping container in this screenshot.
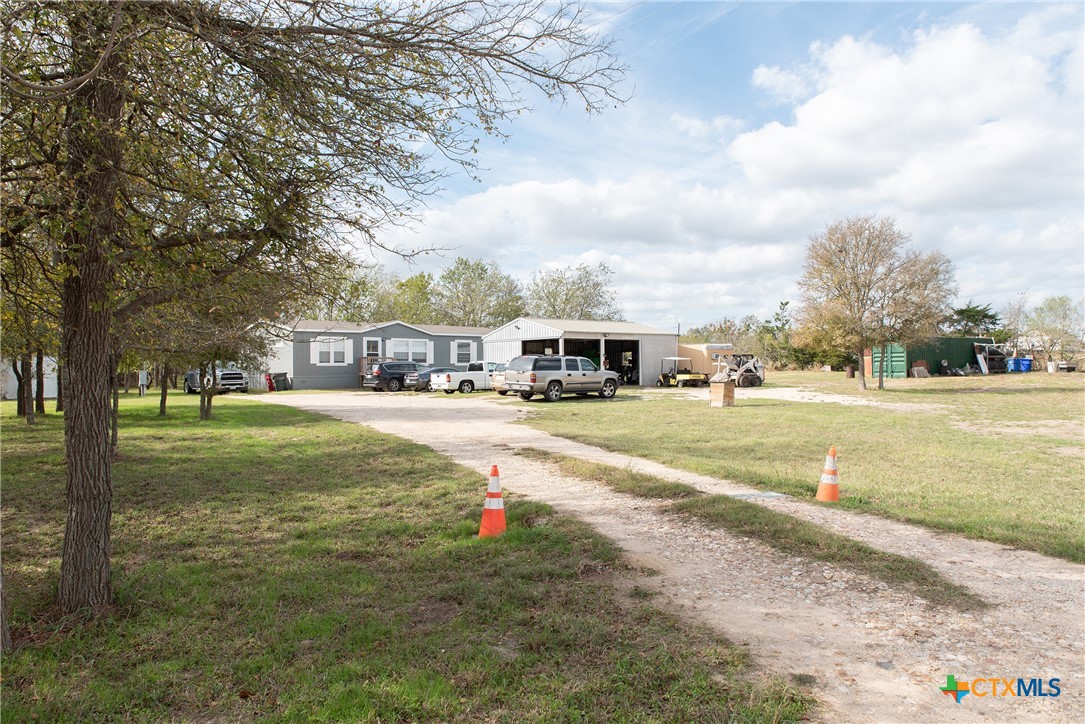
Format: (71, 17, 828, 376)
(873, 337, 996, 378)
(870, 344, 908, 378)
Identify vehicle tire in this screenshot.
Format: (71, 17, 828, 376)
(677, 380, 685, 388)
(388, 378, 402, 392)
(240, 387, 248, 394)
(543, 381, 563, 402)
(444, 389, 455, 394)
(518, 392, 534, 401)
(751, 375, 763, 387)
(497, 390, 508, 396)
(738, 374, 753, 388)
(184, 380, 193, 394)
(599, 379, 617, 399)
(655, 379, 663, 387)
(458, 380, 474, 394)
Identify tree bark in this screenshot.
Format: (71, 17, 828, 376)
(198, 362, 216, 420)
(855, 347, 868, 391)
(56, 362, 65, 412)
(58, 4, 126, 613)
(13, 359, 25, 417)
(878, 343, 886, 391)
(22, 354, 35, 425)
(159, 362, 169, 416)
(35, 348, 46, 414)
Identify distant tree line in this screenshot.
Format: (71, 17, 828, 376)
(300, 259, 624, 327)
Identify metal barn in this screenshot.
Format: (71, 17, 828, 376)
(482, 318, 678, 386)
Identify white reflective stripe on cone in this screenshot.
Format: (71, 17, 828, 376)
(484, 498, 504, 510)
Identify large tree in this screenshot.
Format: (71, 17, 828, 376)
(946, 300, 1001, 337)
(525, 262, 624, 320)
(1027, 296, 1085, 366)
(796, 215, 956, 390)
(297, 263, 398, 325)
(433, 257, 524, 327)
(2, 0, 623, 612)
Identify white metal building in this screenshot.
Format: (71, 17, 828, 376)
(482, 318, 678, 386)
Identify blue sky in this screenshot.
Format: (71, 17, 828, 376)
(371, 1, 1084, 332)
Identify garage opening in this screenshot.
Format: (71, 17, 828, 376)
(521, 338, 560, 355)
(604, 340, 640, 385)
(563, 338, 601, 363)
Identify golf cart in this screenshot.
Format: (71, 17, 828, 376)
(656, 357, 709, 388)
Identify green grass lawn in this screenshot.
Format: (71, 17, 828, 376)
(517, 371, 1085, 562)
(1, 395, 810, 722)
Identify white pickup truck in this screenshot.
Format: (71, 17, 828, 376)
(431, 361, 501, 394)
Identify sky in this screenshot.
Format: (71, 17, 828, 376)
(367, 1, 1084, 332)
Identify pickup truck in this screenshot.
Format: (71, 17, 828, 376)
(184, 367, 249, 394)
(430, 361, 501, 394)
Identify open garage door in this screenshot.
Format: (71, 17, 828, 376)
(604, 339, 640, 385)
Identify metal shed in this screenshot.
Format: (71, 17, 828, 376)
(482, 318, 678, 386)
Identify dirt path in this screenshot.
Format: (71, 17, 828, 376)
(263, 390, 1084, 723)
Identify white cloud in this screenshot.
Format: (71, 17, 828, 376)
(751, 65, 810, 103)
(374, 7, 1083, 330)
(670, 113, 743, 141)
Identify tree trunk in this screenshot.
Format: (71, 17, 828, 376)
(22, 354, 35, 426)
(56, 362, 65, 412)
(1, 566, 12, 654)
(199, 363, 216, 420)
(57, 4, 126, 613)
(13, 359, 25, 417)
(855, 347, 868, 391)
(878, 343, 886, 391)
(159, 363, 169, 416)
(35, 348, 46, 414)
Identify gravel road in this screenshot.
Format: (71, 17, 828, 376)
(263, 388, 1084, 723)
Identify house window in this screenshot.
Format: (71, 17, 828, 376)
(390, 338, 430, 363)
(455, 341, 472, 364)
(312, 336, 351, 366)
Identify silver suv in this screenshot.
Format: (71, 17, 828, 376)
(503, 355, 619, 402)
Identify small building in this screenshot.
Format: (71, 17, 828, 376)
(289, 319, 490, 389)
(677, 343, 735, 376)
(482, 318, 678, 385)
(865, 336, 996, 378)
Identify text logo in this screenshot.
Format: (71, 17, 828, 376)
(940, 675, 1061, 703)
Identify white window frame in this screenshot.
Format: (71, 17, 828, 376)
(451, 339, 476, 366)
(310, 336, 353, 367)
(363, 337, 381, 361)
(389, 338, 432, 364)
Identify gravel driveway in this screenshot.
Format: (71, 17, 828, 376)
(263, 389, 1084, 723)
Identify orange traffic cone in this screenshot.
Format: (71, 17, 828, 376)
(478, 464, 507, 537)
(815, 446, 840, 502)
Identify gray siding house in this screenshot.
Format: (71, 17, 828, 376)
(290, 320, 490, 389)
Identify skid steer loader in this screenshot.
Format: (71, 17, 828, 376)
(713, 353, 765, 387)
